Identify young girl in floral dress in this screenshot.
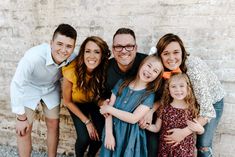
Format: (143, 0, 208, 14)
(147, 73, 204, 157)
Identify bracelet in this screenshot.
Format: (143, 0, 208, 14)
(84, 119, 91, 125)
(16, 116, 28, 122)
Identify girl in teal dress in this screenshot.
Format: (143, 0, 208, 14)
(99, 55, 164, 157)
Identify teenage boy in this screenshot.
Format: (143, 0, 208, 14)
(10, 24, 77, 157)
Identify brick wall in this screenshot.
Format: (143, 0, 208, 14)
(0, 0, 234, 156)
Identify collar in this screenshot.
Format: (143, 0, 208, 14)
(46, 47, 70, 68)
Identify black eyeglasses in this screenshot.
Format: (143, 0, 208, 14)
(113, 45, 136, 52)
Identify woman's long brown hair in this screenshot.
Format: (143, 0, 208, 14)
(75, 36, 111, 101)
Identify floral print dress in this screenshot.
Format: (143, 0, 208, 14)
(158, 105, 195, 157)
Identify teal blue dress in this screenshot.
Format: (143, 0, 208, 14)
(100, 80, 154, 157)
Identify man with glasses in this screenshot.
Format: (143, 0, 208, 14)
(100, 28, 159, 157)
(102, 28, 147, 98)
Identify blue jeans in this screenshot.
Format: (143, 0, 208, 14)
(196, 98, 224, 157)
(69, 102, 104, 157)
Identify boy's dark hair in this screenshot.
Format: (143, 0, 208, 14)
(113, 28, 136, 41)
(52, 24, 77, 41)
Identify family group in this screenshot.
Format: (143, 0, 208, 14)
(10, 24, 225, 157)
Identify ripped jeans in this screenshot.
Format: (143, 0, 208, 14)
(196, 98, 224, 157)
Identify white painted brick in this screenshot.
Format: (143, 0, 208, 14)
(0, 0, 235, 156)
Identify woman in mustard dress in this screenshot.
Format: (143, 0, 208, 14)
(62, 36, 110, 157)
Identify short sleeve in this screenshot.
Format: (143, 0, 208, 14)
(111, 79, 124, 96)
(62, 60, 77, 83)
(141, 93, 155, 108)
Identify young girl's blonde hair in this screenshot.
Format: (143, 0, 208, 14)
(160, 73, 199, 118)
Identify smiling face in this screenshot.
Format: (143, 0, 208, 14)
(138, 57, 163, 83)
(51, 34, 75, 64)
(84, 41, 102, 73)
(160, 41, 182, 71)
(169, 77, 188, 100)
(112, 34, 137, 72)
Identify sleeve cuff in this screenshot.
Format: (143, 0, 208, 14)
(11, 106, 25, 115)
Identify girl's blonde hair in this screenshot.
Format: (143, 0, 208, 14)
(118, 55, 163, 97)
(160, 73, 199, 118)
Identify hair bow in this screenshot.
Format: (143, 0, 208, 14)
(162, 68, 182, 79)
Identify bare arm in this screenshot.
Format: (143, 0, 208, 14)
(187, 118, 205, 135)
(98, 98, 108, 107)
(104, 93, 116, 137)
(102, 93, 116, 150)
(63, 78, 89, 123)
(139, 101, 160, 129)
(104, 115, 115, 150)
(164, 116, 208, 145)
(62, 78, 99, 140)
(100, 102, 150, 124)
(146, 118, 162, 133)
(152, 101, 160, 112)
(197, 116, 208, 126)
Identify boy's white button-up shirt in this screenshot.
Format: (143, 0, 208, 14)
(10, 43, 69, 115)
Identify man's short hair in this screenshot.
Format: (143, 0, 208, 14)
(52, 24, 77, 41)
(113, 28, 136, 41)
